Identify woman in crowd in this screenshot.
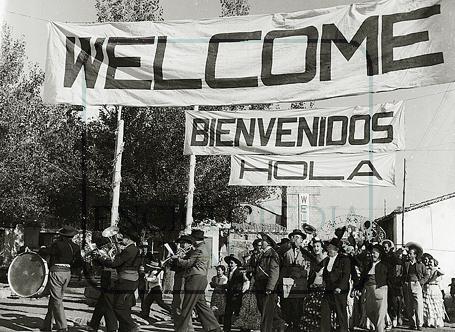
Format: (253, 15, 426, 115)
(301, 237, 327, 332)
(232, 239, 262, 332)
(210, 265, 228, 324)
(423, 256, 446, 328)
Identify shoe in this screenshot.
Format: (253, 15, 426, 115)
(83, 324, 97, 331)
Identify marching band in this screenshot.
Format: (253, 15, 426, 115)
(7, 224, 449, 332)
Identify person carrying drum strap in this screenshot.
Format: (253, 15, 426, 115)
(39, 225, 82, 332)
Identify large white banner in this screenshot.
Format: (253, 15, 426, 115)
(230, 153, 395, 187)
(185, 101, 404, 155)
(43, 0, 455, 106)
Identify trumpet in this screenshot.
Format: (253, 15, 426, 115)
(161, 244, 192, 265)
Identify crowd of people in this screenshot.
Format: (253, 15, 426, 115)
(34, 224, 449, 332)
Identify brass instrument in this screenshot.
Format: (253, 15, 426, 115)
(161, 244, 192, 265)
(83, 226, 121, 261)
(102, 226, 121, 252)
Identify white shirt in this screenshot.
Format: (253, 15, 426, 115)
(326, 253, 338, 272)
(368, 260, 380, 275)
(228, 266, 237, 280)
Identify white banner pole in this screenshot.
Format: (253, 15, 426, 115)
(111, 105, 124, 227)
(185, 106, 198, 234)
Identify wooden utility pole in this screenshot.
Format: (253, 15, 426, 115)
(110, 106, 124, 227)
(281, 186, 287, 228)
(401, 158, 407, 246)
(185, 106, 198, 234)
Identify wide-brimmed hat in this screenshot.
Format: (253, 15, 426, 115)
(176, 234, 195, 244)
(405, 242, 423, 256)
(224, 254, 242, 266)
(279, 238, 291, 246)
(288, 229, 307, 239)
(327, 237, 343, 250)
(301, 223, 316, 234)
(335, 226, 347, 240)
(252, 238, 262, 247)
(381, 239, 395, 248)
(191, 229, 206, 241)
(259, 232, 276, 248)
(58, 225, 78, 237)
(421, 252, 433, 261)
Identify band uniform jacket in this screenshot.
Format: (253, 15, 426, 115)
(174, 241, 210, 278)
(321, 254, 351, 293)
(255, 247, 280, 291)
(281, 246, 312, 298)
(103, 243, 141, 281)
(39, 237, 82, 269)
(402, 261, 430, 286)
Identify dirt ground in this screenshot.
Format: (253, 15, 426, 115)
(0, 281, 454, 331)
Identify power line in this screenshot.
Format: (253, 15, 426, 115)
(6, 10, 51, 23)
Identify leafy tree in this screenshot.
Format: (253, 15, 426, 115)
(0, 25, 83, 227)
(87, 0, 273, 229)
(95, 0, 163, 22)
(220, 0, 250, 17)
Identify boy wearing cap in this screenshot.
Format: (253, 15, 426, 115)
(39, 225, 82, 332)
(140, 260, 172, 320)
(223, 254, 245, 332)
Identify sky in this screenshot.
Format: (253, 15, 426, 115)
(2, 0, 455, 225)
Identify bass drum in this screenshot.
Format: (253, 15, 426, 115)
(8, 251, 49, 297)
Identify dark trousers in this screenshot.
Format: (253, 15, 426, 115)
(174, 274, 220, 332)
(41, 269, 71, 331)
(142, 286, 172, 316)
(89, 289, 118, 332)
(255, 279, 278, 332)
(321, 292, 348, 332)
(91, 278, 138, 332)
(388, 291, 403, 323)
(281, 297, 304, 327)
(224, 295, 242, 332)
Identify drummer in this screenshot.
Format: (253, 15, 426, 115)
(39, 225, 82, 332)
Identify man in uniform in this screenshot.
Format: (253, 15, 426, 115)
(93, 226, 142, 332)
(40, 225, 82, 332)
(170, 234, 195, 332)
(255, 232, 280, 332)
(171, 229, 221, 332)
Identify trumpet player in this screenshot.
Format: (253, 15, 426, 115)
(169, 235, 196, 332)
(89, 226, 141, 332)
(171, 229, 222, 332)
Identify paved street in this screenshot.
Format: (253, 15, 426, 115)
(0, 284, 455, 332)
